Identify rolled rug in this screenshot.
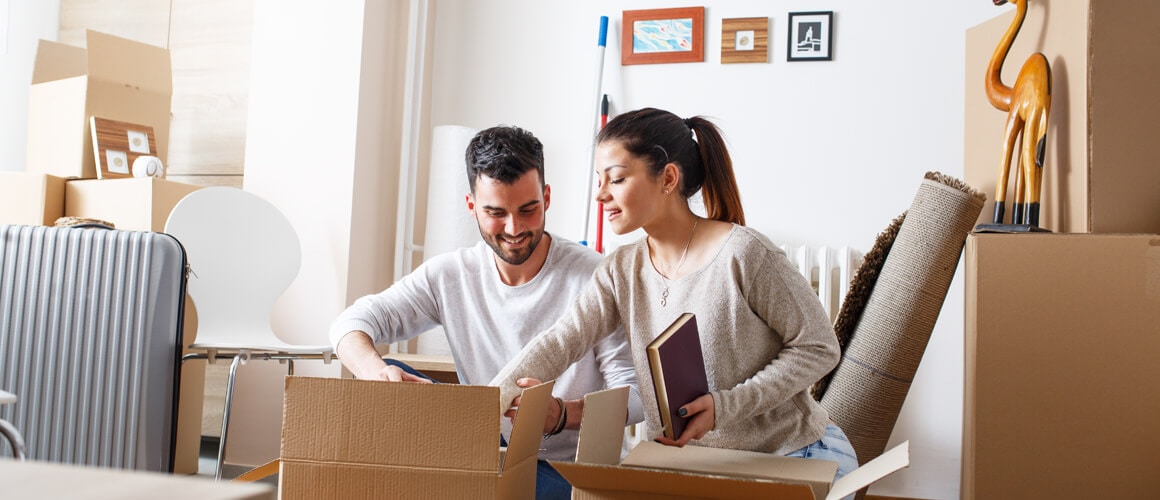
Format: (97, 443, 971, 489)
(820, 171, 984, 466)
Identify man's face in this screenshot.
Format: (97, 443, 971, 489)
(467, 170, 550, 266)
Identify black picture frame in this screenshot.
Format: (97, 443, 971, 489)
(787, 11, 834, 62)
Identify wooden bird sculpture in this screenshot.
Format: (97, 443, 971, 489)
(986, 0, 1051, 227)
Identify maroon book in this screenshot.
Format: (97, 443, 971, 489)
(646, 312, 709, 440)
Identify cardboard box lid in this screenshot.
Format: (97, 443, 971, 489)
(85, 30, 172, 95)
(31, 39, 88, 83)
(280, 376, 551, 474)
(29, 31, 171, 95)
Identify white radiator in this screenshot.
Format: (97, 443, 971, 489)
(779, 244, 864, 323)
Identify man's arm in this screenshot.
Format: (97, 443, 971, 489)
(335, 330, 430, 383)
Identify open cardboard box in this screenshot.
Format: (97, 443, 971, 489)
(248, 376, 553, 499)
(25, 30, 171, 180)
(552, 387, 910, 499)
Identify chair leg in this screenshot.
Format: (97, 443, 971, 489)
(0, 417, 26, 460)
(216, 353, 245, 481)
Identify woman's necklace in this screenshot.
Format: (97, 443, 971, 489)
(657, 218, 698, 307)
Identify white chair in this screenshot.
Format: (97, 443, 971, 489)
(0, 389, 26, 460)
(164, 187, 333, 480)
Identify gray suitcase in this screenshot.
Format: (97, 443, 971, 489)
(0, 224, 187, 472)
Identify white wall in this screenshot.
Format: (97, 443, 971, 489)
(0, 0, 60, 172)
(226, 0, 410, 466)
(428, 2, 1007, 498)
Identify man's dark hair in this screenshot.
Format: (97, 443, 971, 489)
(465, 126, 545, 193)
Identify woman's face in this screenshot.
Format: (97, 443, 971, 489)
(594, 141, 666, 235)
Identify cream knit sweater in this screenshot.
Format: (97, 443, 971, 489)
(492, 225, 839, 455)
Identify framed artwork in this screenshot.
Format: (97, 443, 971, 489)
(787, 11, 834, 62)
(721, 17, 769, 64)
(622, 7, 705, 65)
(90, 116, 159, 179)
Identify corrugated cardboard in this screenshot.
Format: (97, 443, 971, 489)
(963, 233, 1160, 499)
(553, 387, 909, 500)
(0, 458, 273, 499)
(275, 376, 552, 500)
(0, 172, 66, 226)
(25, 30, 172, 180)
(964, 1, 1160, 233)
(65, 177, 200, 231)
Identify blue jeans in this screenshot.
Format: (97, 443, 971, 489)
(385, 359, 572, 500)
(786, 422, 859, 500)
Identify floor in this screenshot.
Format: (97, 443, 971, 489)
(197, 436, 277, 485)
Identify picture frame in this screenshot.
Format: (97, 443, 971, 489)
(90, 116, 159, 179)
(721, 17, 769, 64)
(622, 7, 705, 66)
(787, 11, 834, 62)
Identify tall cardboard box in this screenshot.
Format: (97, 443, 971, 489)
(25, 30, 172, 180)
(963, 233, 1160, 499)
(0, 172, 66, 226)
(274, 376, 552, 499)
(64, 178, 199, 232)
(965, 1, 1160, 233)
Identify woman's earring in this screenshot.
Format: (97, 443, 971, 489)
(663, 189, 670, 195)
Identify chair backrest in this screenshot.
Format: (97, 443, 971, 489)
(817, 172, 984, 472)
(164, 187, 301, 348)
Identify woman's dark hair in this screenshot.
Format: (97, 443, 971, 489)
(465, 125, 545, 193)
(595, 108, 745, 225)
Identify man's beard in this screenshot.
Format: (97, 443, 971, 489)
(481, 228, 544, 265)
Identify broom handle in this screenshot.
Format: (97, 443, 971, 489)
(580, 16, 608, 247)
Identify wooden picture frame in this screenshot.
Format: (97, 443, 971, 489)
(622, 7, 705, 65)
(90, 116, 158, 179)
(721, 17, 769, 64)
(787, 11, 834, 62)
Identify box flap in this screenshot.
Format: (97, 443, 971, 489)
(826, 441, 909, 500)
(85, 30, 172, 94)
(281, 376, 500, 472)
(500, 379, 553, 473)
(622, 441, 834, 500)
(31, 39, 88, 84)
(551, 461, 815, 499)
(574, 386, 628, 465)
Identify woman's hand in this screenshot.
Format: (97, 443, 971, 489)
(503, 377, 565, 433)
(655, 393, 715, 447)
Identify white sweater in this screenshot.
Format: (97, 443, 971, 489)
(329, 234, 643, 462)
(492, 225, 839, 455)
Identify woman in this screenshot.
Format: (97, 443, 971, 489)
(490, 107, 857, 481)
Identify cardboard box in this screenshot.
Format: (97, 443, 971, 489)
(0, 458, 273, 499)
(0, 172, 66, 226)
(64, 177, 200, 231)
(964, 1, 1160, 233)
(552, 387, 910, 499)
(25, 30, 172, 180)
(963, 233, 1160, 499)
(273, 376, 552, 500)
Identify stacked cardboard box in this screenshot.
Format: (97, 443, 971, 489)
(964, 1, 1160, 234)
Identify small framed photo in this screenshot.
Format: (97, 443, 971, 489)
(90, 116, 158, 179)
(721, 17, 769, 64)
(787, 11, 834, 62)
(622, 7, 705, 66)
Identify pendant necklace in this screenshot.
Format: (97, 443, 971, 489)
(658, 218, 698, 307)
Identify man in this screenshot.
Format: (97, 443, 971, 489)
(329, 125, 643, 499)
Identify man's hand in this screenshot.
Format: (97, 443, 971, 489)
(654, 393, 715, 447)
(366, 363, 433, 383)
(335, 330, 432, 383)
